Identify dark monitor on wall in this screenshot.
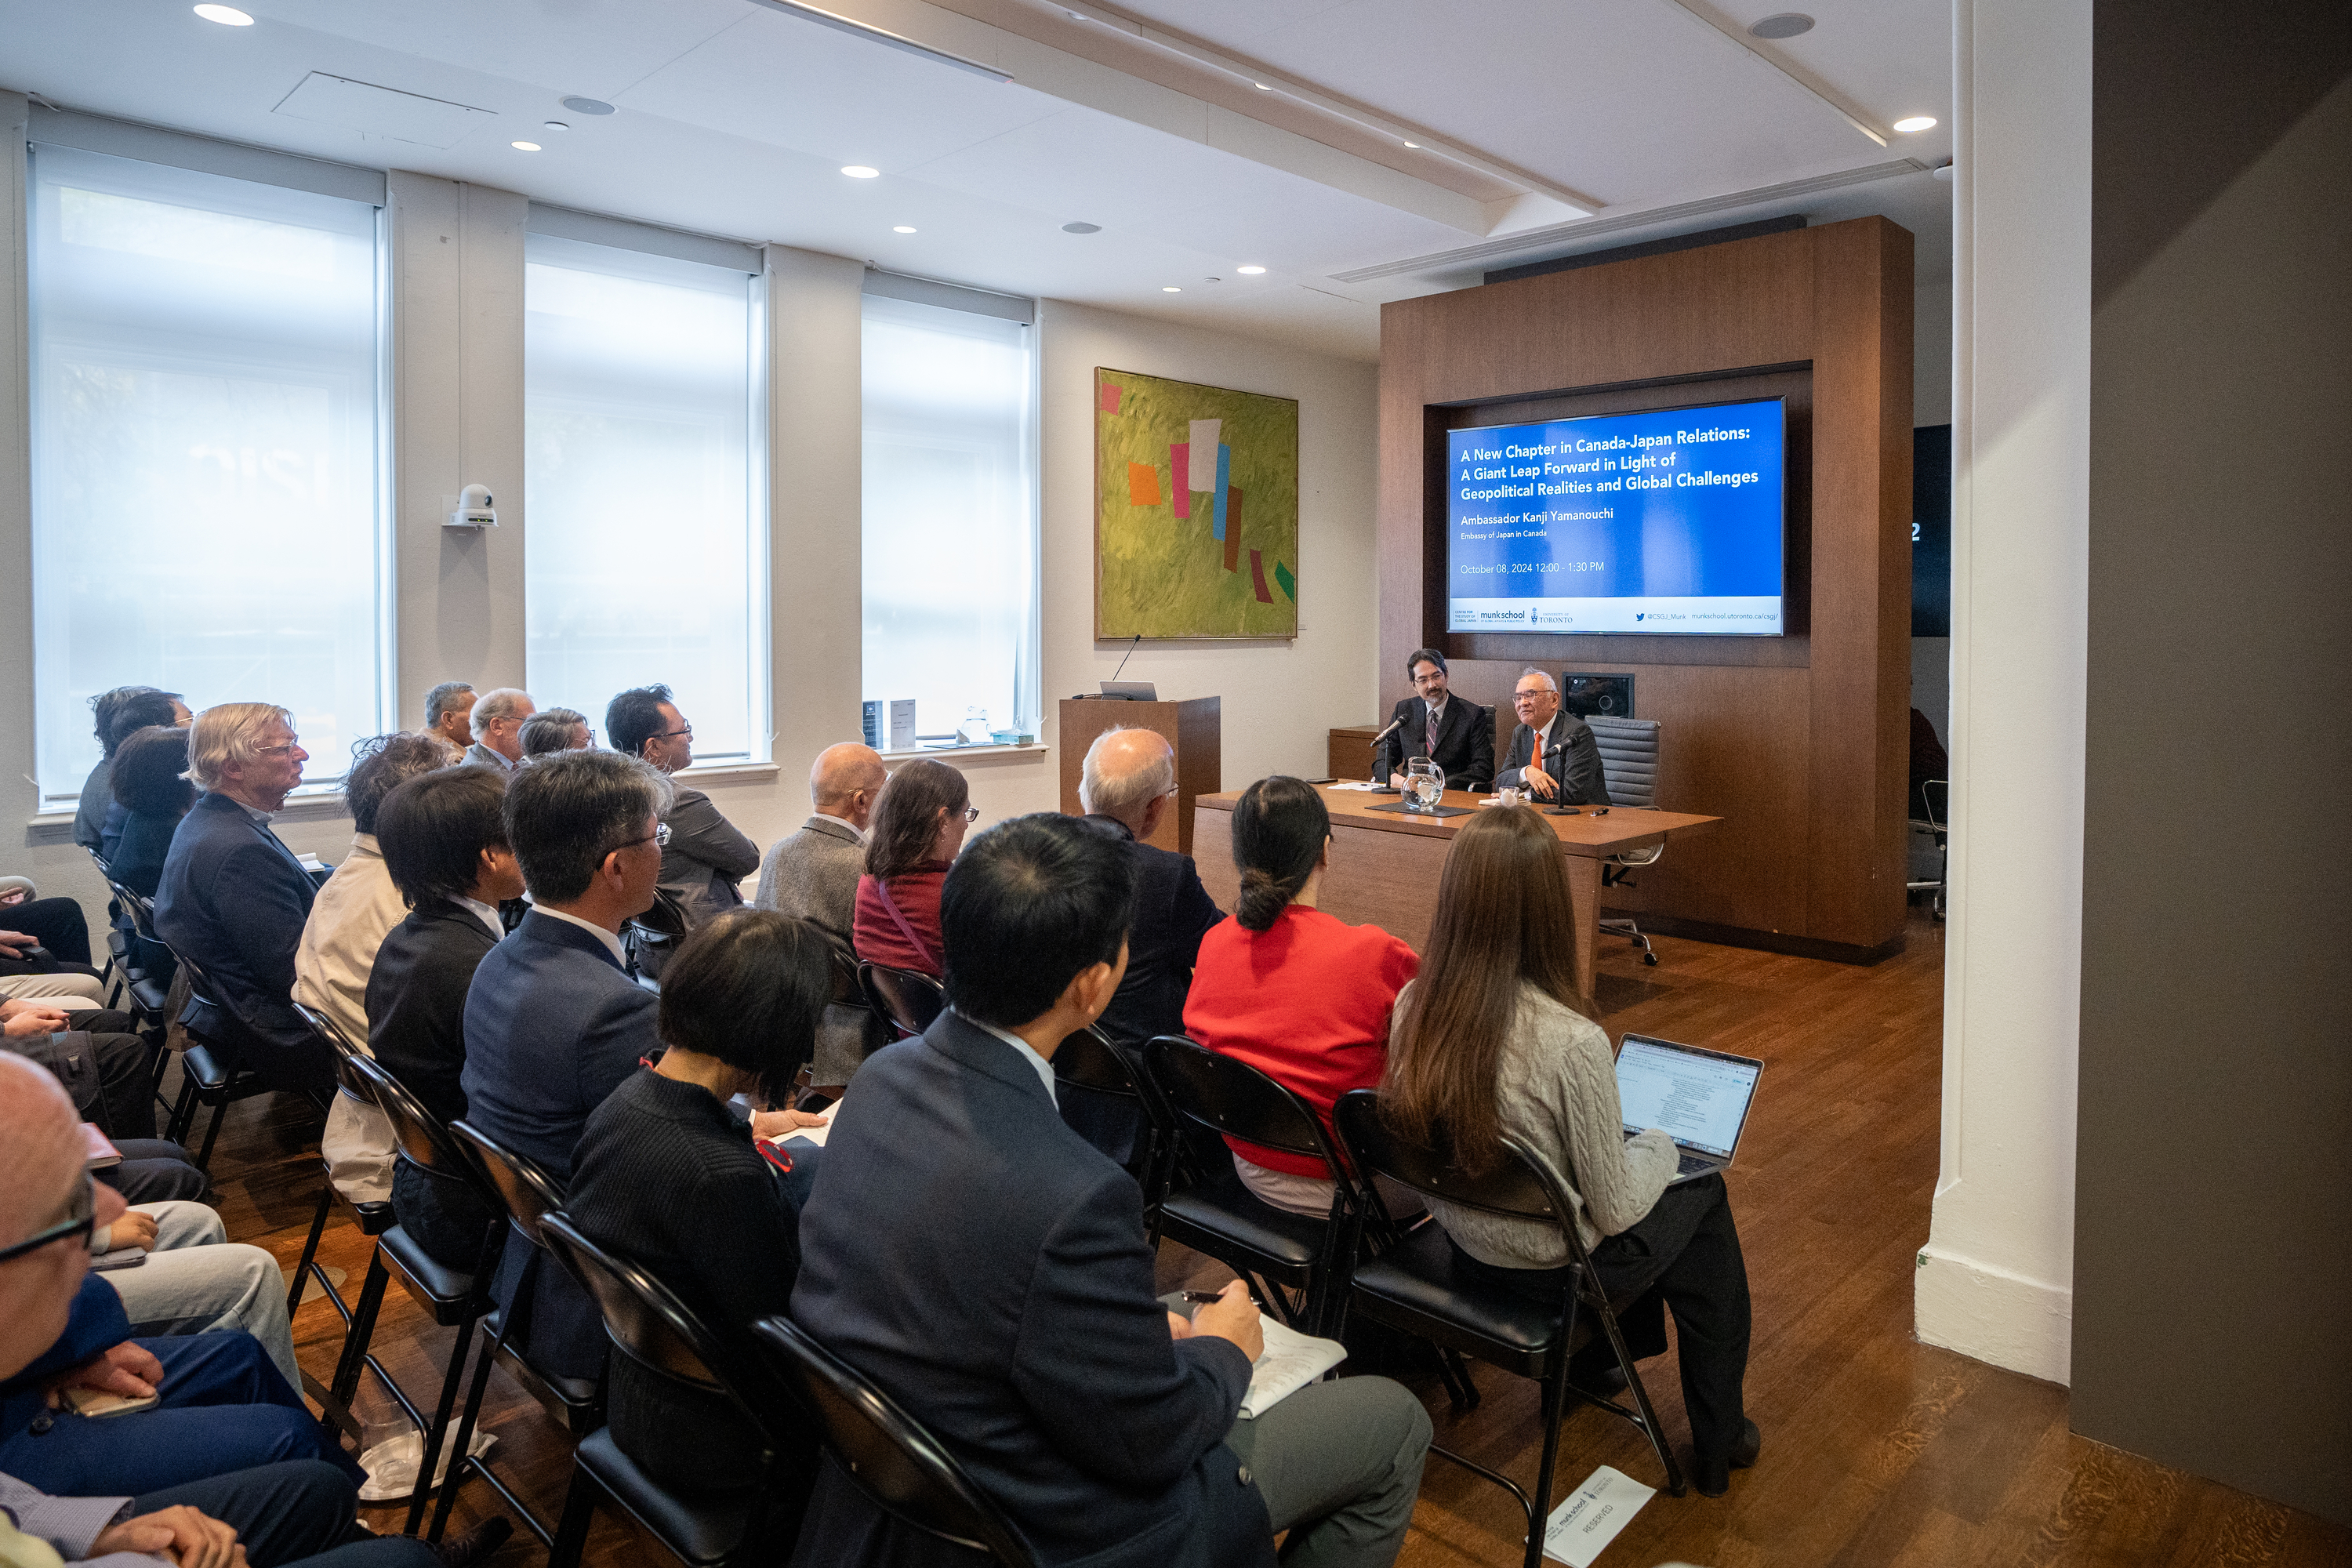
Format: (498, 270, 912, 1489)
(1561, 673, 1635, 719)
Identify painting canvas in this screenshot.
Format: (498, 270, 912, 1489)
(1095, 368, 1298, 639)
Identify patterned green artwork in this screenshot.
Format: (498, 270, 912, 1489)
(1095, 368, 1298, 639)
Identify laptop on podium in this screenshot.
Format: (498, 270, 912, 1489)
(1614, 1034, 1766, 1185)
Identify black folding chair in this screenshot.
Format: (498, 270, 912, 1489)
(1051, 1025, 1163, 1200)
(858, 961, 945, 1040)
(1331, 1089, 1686, 1568)
(100, 880, 176, 1036)
(752, 1316, 1036, 1568)
(538, 1215, 804, 1568)
(149, 942, 275, 1171)
(1139, 1035, 1370, 1338)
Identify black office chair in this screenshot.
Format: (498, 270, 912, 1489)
(858, 961, 946, 1040)
(1139, 1035, 1369, 1338)
(752, 1316, 1036, 1568)
(1051, 1025, 1162, 1199)
(1588, 715, 1665, 965)
(1331, 1089, 1685, 1568)
(1907, 778, 1949, 921)
(538, 1214, 804, 1568)
(334, 1054, 535, 1541)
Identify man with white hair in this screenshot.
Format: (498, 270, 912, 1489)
(461, 687, 535, 771)
(1495, 667, 1612, 806)
(154, 703, 332, 1094)
(422, 681, 476, 753)
(754, 742, 888, 1090)
(0, 1054, 470, 1568)
(1076, 728, 1222, 1046)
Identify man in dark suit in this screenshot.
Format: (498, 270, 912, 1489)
(790, 814, 1430, 1568)
(1496, 668, 1612, 806)
(1075, 728, 1221, 1045)
(608, 684, 761, 932)
(753, 742, 888, 1091)
(1372, 647, 1493, 790)
(366, 765, 523, 1269)
(459, 748, 670, 1378)
(153, 702, 333, 1094)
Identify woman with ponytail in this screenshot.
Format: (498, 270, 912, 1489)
(1181, 775, 1420, 1218)
(1382, 804, 1758, 1497)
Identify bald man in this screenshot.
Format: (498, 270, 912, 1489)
(1076, 728, 1222, 1047)
(0, 1057, 470, 1568)
(754, 743, 890, 1091)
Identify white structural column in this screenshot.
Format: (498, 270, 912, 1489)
(387, 172, 528, 724)
(1914, 0, 2092, 1383)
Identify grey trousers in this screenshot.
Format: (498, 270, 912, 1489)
(1221, 1375, 1432, 1568)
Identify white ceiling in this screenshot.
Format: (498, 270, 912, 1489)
(0, 0, 1953, 359)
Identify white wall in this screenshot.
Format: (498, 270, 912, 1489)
(1914, 0, 2089, 1385)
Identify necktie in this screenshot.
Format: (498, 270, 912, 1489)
(1425, 706, 1439, 758)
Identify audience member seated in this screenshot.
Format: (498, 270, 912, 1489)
(1076, 728, 1222, 1044)
(517, 706, 590, 758)
(461, 749, 669, 1381)
(368, 766, 521, 1271)
(0, 923, 114, 1018)
(460, 688, 534, 772)
(607, 684, 760, 929)
(423, 681, 477, 754)
(92, 1200, 299, 1391)
(791, 813, 1432, 1568)
(0, 1060, 361, 1499)
(73, 687, 186, 858)
(153, 704, 332, 1095)
(850, 757, 970, 980)
(0, 1053, 479, 1568)
(296, 735, 450, 1207)
(105, 724, 194, 900)
(1183, 776, 1421, 1219)
(753, 742, 887, 1091)
(1381, 804, 1759, 1497)
(567, 910, 831, 1530)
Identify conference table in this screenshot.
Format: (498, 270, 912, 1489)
(1190, 785, 1722, 998)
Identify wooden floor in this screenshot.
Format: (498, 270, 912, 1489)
(182, 906, 2350, 1568)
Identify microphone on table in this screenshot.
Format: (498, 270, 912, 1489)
(1109, 633, 1142, 684)
(1366, 716, 1405, 791)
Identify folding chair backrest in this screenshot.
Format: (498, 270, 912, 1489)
(1142, 1036, 1348, 1180)
(859, 963, 945, 1039)
(342, 1048, 479, 1189)
(750, 1316, 1034, 1566)
(1333, 1087, 1584, 1246)
(450, 1118, 568, 1249)
(1052, 1025, 1142, 1099)
(290, 1000, 378, 1110)
(1586, 717, 1661, 809)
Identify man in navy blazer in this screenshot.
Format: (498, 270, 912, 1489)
(1372, 648, 1494, 791)
(460, 747, 670, 1379)
(153, 703, 333, 1094)
(790, 814, 1429, 1568)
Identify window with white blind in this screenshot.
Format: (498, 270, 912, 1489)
(27, 143, 389, 804)
(523, 234, 767, 764)
(861, 287, 1040, 744)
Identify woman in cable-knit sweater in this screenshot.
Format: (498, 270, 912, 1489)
(1381, 804, 1760, 1497)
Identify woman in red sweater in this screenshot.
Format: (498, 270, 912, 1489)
(1183, 775, 1420, 1217)
(852, 758, 972, 978)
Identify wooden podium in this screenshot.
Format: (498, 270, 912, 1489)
(1058, 697, 1221, 855)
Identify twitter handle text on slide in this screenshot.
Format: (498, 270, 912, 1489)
(1449, 595, 1782, 633)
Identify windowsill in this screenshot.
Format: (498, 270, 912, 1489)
(877, 742, 1047, 762)
(677, 761, 782, 782)
(28, 787, 353, 839)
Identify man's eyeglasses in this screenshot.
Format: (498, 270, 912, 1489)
(617, 823, 673, 855)
(1512, 691, 1548, 705)
(652, 726, 694, 743)
(0, 1172, 96, 1265)
(252, 738, 302, 757)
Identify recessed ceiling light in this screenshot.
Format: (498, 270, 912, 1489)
(1162, 286, 1181, 293)
(510, 140, 542, 152)
(1748, 12, 1814, 38)
(560, 96, 615, 116)
(1237, 265, 1266, 274)
(893, 226, 917, 234)
(841, 165, 880, 179)
(193, 4, 254, 23)
(542, 120, 569, 132)
(1062, 221, 1102, 234)
(1403, 141, 1420, 149)
(1893, 115, 1938, 133)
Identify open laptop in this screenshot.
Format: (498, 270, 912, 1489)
(1615, 1034, 1765, 1185)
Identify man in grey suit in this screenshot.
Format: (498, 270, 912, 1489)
(756, 742, 888, 1090)
(462, 688, 534, 771)
(1496, 668, 1612, 806)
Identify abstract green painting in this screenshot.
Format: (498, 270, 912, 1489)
(1094, 368, 1298, 639)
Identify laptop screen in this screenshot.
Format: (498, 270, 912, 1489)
(1615, 1036, 1762, 1161)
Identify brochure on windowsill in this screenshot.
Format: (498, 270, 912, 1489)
(1236, 1318, 1347, 1419)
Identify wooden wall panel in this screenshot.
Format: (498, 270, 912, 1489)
(1378, 218, 1913, 960)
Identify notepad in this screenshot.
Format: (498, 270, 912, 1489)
(1236, 1318, 1347, 1419)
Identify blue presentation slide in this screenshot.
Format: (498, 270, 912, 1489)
(1446, 398, 1785, 635)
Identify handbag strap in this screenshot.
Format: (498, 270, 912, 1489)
(873, 877, 936, 969)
